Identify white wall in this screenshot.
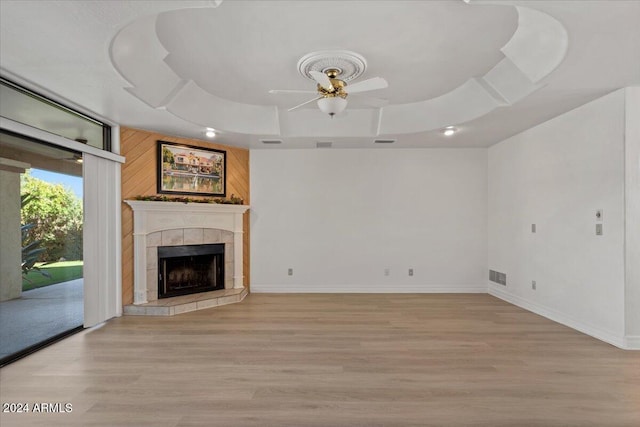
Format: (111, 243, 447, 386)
(251, 149, 487, 292)
(624, 87, 640, 348)
(488, 89, 627, 347)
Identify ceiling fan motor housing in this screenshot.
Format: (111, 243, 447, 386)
(318, 78, 348, 98)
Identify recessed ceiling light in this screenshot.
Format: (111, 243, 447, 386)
(443, 126, 457, 137)
(204, 128, 216, 138)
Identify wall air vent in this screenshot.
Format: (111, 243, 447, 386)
(374, 139, 396, 144)
(489, 269, 507, 286)
(260, 139, 282, 145)
(316, 141, 332, 148)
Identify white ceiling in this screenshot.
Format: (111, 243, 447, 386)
(0, 0, 638, 150)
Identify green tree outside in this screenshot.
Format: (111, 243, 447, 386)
(21, 173, 83, 262)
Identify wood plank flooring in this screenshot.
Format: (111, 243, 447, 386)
(1, 293, 639, 426)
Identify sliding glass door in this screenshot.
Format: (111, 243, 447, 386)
(0, 131, 84, 364)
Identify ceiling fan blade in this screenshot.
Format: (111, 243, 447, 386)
(346, 77, 388, 94)
(309, 71, 333, 91)
(269, 89, 317, 95)
(287, 96, 322, 112)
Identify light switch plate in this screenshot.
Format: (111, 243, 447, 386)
(596, 224, 603, 236)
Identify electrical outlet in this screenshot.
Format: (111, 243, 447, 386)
(408, 268, 414, 276)
(532, 280, 536, 290)
(384, 268, 390, 276)
(287, 268, 293, 276)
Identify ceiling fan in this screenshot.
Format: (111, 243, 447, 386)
(269, 68, 388, 117)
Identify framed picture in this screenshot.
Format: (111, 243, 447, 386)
(157, 141, 226, 197)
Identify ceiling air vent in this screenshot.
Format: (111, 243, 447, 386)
(374, 139, 396, 144)
(260, 139, 282, 145)
(316, 141, 332, 148)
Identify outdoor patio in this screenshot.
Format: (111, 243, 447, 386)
(0, 279, 83, 360)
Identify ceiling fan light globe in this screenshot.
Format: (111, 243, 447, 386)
(317, 97, 347, 116)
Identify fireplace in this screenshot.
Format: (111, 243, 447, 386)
(158, 243, 225, 299)
(125, 200, 249, 305)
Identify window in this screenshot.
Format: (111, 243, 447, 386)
(0, 78, 111, 151)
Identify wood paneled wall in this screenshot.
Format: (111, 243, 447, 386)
(120, 127, 250, 306)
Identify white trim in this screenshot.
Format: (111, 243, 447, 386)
(114, 162, 122, 317)
(111, 125, 121, 155)
(250, 284, 487, 293)
(488, 285, 628, 349)
(624, 335, 640, 350)
(0, 117, 125, 163)
(124, 200, 248, 219)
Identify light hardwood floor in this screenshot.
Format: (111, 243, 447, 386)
(1, 293, 639, 426)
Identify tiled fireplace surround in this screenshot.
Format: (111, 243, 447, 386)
(124, 200, 249, 315)
(146, 227, 234, 302)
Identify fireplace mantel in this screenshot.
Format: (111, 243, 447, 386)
(125, 200, 249, 304)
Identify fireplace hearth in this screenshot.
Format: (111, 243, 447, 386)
(158, 244, 224, 299)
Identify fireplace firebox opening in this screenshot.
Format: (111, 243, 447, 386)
(158, 243, 224, 299)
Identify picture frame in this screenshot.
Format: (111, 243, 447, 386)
(157, 141, 226, 197)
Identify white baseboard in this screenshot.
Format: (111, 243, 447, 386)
(250, 283, 487, 294)
(624, 335, 640, 350)
(488, 285, 629, 349)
